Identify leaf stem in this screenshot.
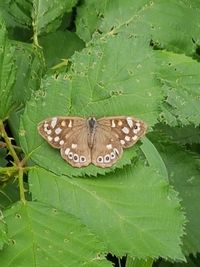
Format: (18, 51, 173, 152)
(18, 167, 26, 204)
(0, 120, 20, 165)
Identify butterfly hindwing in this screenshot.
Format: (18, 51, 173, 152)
(91, 125, 123, 168)
(60, 128, 91, 167)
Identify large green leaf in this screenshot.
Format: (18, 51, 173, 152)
(0, 210, 8, 250)
(0, 201, 111, 267)
(0, 19, 16, 121)
(76, 0, 200, 56)
(151, 141, 200, 256)
(157, 51, 200, 127)
(29, 164, 185, 260)
(19, 26, 161, 176)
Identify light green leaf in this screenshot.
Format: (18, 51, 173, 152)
(126, 257, 153, 267)
(153, 142, 200, 256)
(32, 0, 77, 42)
(157, 51, 200, 127)
(29, 164, 185, 260)
(140, 137, 168, 180)
(69, 34, 161, 122)
(20, 26, 161, 176)
(76, 1, 200, 55)
(0, 19, 16, 121)
(0, 210, 8, 250)
(0, 201, 111, 267)
(76, 0, 107, 42)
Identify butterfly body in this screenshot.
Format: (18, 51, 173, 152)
(38, 116, 147, 168)
(87, 117, 97, 148)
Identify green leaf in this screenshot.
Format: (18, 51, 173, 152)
(0, 201, 111, 267)
(20, 26, 161, 176)
(152, 142, 200, 256)
(7, 42, 45, 142)
(156, 124, 200, 145)
(39, 30, 85, 68)
(140, 137, 168, 180)
(76, 1, 200, 55)
(11, 42, 45, 107)
(76, 0, 107, 42)
(29, 164, 185, 260)
(0, 148, 7, 167)
(126, 257, 153, 267)
(32, 0, 77, 41)
(0, 19, 16, 121)
(0, 210, 8, 250)
(0, 0, 32, 30)
(157, 51, 200, 127)
(0, 181, 20, 210)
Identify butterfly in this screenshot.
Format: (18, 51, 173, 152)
(37, 116, 147, 168)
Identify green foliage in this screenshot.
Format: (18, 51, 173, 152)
(0, 0, 200, 267)
(29, 164, 184, 259)
(0, 201, 110, 267)
(0, 19, 16, 121)
(0, 210, 8, 250)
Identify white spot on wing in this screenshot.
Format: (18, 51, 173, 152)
(48, 136, 53, 141)
(54, 136, 59, 142)
(127, 117, 133, 128)
(97, 156, 103, 163)
(68, 120, 72, 127)
(80, 156, 86, 163)
(122, 127, 129, 134)
(71, 143, 77, 149)
(55, 127, 62, 135)
(59, 140, 64, 145)
(106, 144, 112, 149)
(125, 136, 130, 141)
(111, 120, 116, 127)
(47, 130, 52, 135)
(51, 117, 57, 128)
(61, 120, 66, 127)
(65, 148, 70, 155)
(114, 148, 119, 155)
(120, 140, 125, 145)
(73, 154, 79, 162)
(104, 154, 111, 163)
(132, 135, 137, 141)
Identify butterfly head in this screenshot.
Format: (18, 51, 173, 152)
(87, 117, 97, 130)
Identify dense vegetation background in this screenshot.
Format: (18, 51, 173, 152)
(0, 1, 200, 266)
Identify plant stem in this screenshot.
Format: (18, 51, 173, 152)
(18, 167, 26, 204)
(0, 120, 20, 165)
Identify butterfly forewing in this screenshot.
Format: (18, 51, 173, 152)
(37, 116, 86, 148)
(97, 116, 147, 148)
